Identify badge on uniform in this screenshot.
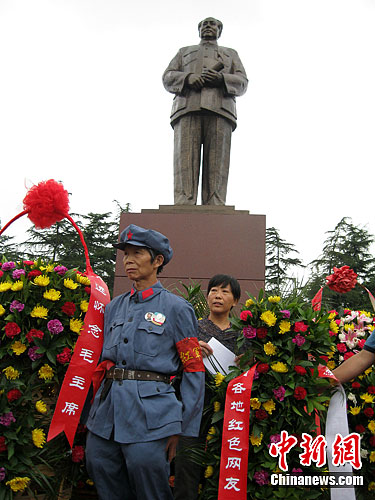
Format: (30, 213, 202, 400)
(144, 312, 166, 325)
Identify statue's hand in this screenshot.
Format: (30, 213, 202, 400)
(201, 68, 223, 86)
(187, 73, 205, 90)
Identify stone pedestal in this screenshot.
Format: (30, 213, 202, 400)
(113, 206, 266, 302)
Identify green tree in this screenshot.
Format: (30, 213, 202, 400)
(265, 227, 304, 294)
(0, 220, 24, 262)
(306, 217, 375, 310)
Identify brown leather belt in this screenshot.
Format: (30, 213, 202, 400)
(105, 367, 169, 383)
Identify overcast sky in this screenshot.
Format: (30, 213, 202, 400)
(1, 0, 374, 277)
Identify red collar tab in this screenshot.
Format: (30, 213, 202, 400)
(142, 288, 154, 300)
(130, 288, 135, 296)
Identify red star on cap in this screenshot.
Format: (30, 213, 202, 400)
(127, 230, 133, 240)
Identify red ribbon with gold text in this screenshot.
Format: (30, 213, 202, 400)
(47, 270, 110, 447)
(218, 365, 257, 500)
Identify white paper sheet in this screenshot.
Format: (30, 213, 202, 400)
(203, 337, 236, 375)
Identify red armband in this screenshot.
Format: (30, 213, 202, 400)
(91, 360, 115, 402)
(176, 337, 205, 372)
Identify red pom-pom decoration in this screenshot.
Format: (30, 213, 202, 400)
(23, 179, 70, 229)
(326, 265, 357, 293)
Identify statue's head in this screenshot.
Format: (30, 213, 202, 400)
(198, 17, 223, 40)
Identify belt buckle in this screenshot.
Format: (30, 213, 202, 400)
(113, 367, 124, 380)
(127, 370, 135, 380)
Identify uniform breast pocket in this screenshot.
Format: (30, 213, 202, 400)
(134, 321, 165, 357)
(102, 320, 124, 360)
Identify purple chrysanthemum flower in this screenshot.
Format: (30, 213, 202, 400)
(54, 265, 68, 276)
(281, 309, 291, 319)
(10, 300, 25, 313)
(1, 261, 16, 272)
(242, 326, 256, 339)
(47, 319, 64, 335)
(12, 269, 25, 280)
(273, 386, 286, 401)
(253, 470, 269, 486)
(0, 412, 16, 426)
(0, 468, 5, 481)
(28, 346, 44, 361)
(269, 434, 281, 444)
(292, 334, 306, 347)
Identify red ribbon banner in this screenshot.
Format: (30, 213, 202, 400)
(47, 270, 110, 447)
(218, 365, 257, 500)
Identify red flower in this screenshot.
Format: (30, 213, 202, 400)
(336, 343, 347, 353)
(320, 355, 329, 363)
(240, 310, 252, 321)
(355, 425, 365, 434)
(351, 382, 361, 389)
(257, 363, 269, 374)
(23, 260, 35, 266)
(326, 265, 357, 293)
(26, 329, 44, 343)
(7, 389, 22, 402)
(23, 179, 69, 229)
(255, 409, 268, 420)
(61, 301, 76, 316)
(85, 286, 91, 295)
(5, 322, 21, 338)
(364, 408, 374, 418)
(0, 436, 7, 453)
(294, 365, 307, 375)
(293, 387, 307, 400)
(370, 436, 375, 447)
(256, 327, 268, 339)
(27, 269, 42, 280)
(357, 339, 366, 349)
(56, 347, 72, 364)
(71, 445, 85, 463)
(0, 270, 3, 278)
(368, 386, 375, 394)
(343, 352, 355, 361)
(294, 322, 308, 333)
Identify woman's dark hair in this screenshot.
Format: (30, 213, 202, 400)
(207, 274, 241, 301)
(146, 247, 164, 275)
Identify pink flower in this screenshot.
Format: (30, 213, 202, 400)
(243, 326, 256, 339)
(292, 334, 306, 347)
(273, 386, 286, 401)
(336, 343, 347, 353)
(240, 310, 253, 321)
(253, 470, 269, 486)
(281, 310, 290, 318)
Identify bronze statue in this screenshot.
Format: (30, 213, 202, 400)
(163, 17, 248, 205)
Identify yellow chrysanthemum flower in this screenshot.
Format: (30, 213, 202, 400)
(349, 406, 361, 416)
(215, 372, 225, 387)
(204, 466, 214, 478)
(360, 393, 375, 404)
(34, 275, 50, 287)
(245, 298, 254, 307)
(364, 367, 373, 376)
(70, 318, 84, 334)
(368, 420, 375, 434)
(368, 481, 375, 491)
(279, 320, 291, 334)
(0, 304, 5, 316)
(329, 320, 339, 334)
(264, 342, 277, 356)
(369, 325, 375, 332)
(3, 366, 20, 380)
(328, 311, 337, 320)
(0, 282, 12, 292)
(40, 264, 54, 273)
(271, 362, 288, 373)
(35, 400, 47, 414)
(327, 360, 336, 370)
(11, 280, 23, 291)
(370, 451, 375, 463)
(5, 477, 31, 492)
(80, 300, 89, 313)
(260, 310, 277, 327)
(11, 341, 27, 356)
(86, 479, 94, 486)
(32, 428, 46, 448)
(43, 289, 61, 301)
(208, 427, 216, 435)
(213, 401, 221, 412)
(250, 398, 261, 410)
(31, 305, 48, 319)
(344, 323, 355, 332)
(262, 399, 276, 414)
(76, 274, 91, 286)
(38, 364, 54, 381)
(250, 432, 263, 446)
(268, 296, 281, 303)
(64, 278, 79, 290)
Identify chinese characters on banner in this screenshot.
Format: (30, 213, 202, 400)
(269, 430, 362, 471)
(218, 365, 257, 500)
(47, 272, 110, 447)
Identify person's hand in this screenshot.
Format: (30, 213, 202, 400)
(201, 68, 223, 86)
(199, 340, 213, 358)
(234, 354, 244, 367)
(165, 435, 179, 462)
(187, 73, 205, 90)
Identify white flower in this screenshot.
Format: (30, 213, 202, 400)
(347, 393, 357, 405)
(361, 448, 369, 459)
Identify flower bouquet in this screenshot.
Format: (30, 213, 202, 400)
(328, 308, 375, 498)
(199, 290, 333, 500)
(0, 258, 91, 499)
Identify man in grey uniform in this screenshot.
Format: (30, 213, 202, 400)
(86, 224, 205, 500)
(163, 17, 248, 205)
